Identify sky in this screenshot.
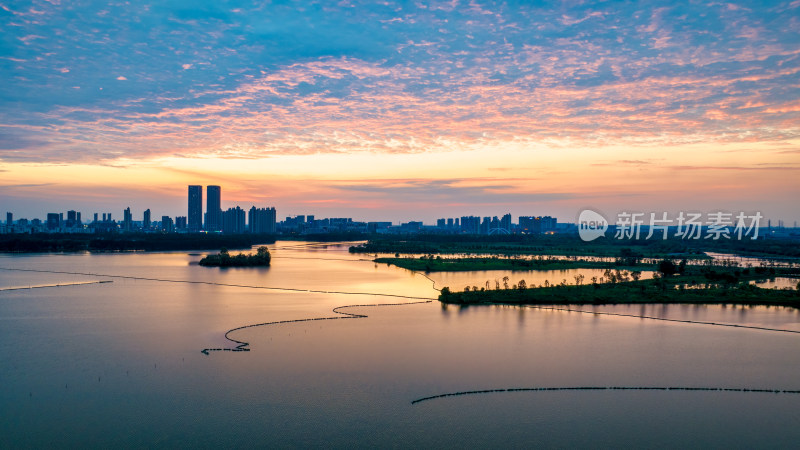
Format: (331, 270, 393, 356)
(1, 0, 799, 224)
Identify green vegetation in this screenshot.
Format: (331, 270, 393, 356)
(439, 262, 800, 307)
(199, 246, 272, 267)
(375, 255, 644, 272)
(350, 234, 800, 259)
(0, 233, 276, 253)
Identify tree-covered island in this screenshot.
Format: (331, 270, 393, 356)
(199, 246, 272, 267)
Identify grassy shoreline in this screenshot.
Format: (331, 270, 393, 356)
(438, 266, 800, 307)
(375, 256, 644, 272)
(351, 234, 800, 260)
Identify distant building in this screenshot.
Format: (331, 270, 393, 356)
(367, 222, 392, 233)
(175, 216, 187, 230)
(161, 216, 174, 233)
(188, 185, 203, 232)
(123, 207, 133, 232)
(480, 217, 490, 234)
(400, 221, 422, 232)
(248, 206, 277, 233)
(206, 185, 221, 232)
(519, 216, 557, 234)
(47, 213, 60, 230)
(460, 216, 480, 234)
(143, 209, 151, 231)
(222, 206, 246, 234)
(500, 214, 512, 231)
(6, 212, 12, 227)
(67, 210, 78, 228)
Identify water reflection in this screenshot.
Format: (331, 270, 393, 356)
(1, 242, 799, 448)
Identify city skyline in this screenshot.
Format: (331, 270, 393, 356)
(4, 181, 800, 229)
(1, 1, 799, 222)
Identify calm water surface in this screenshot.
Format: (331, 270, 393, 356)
(1, 242, 799, 448)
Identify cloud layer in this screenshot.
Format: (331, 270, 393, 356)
(1, 0, 798, 163)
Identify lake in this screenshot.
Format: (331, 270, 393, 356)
(1, 241, 799, 447)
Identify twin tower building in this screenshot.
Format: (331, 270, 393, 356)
(187, 185, 276, 234)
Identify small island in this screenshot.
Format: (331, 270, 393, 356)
(199, 246, 271, 267)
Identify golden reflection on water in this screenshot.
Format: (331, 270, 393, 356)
(0, 242, 799, 447)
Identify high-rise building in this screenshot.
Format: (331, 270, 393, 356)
(500, 213, 512, 231)
(206, 185, 221, 232)
(222, 206, 246, 234)
(161, 216, 174, 233)
(175, 216, 187, 230)
(47, 213, 60, 230)
(143, 209, 151, 230)
(519, 216, 557, 234)
(460, 216, 480, 234)
(248, 206, 277, 233)
(123, 207, 132, 232)
(67, 210, 78, 228)
(6, 212, 11, 227)
(188, 185, 202, 232)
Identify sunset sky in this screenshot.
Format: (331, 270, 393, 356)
(2, 0, 799, 223)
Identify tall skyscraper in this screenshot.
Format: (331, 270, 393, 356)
(206, 185, 221, 232)
(123, 207, 133, 231)
(143, 209, 151, 230)
(188, 185, 202, 232)
(6, 212, 12, 227)
(67, 210, 77, 227)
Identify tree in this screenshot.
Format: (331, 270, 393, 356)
(658, 259, 678, 276)
(502, 276, 510, 289)
(518, 279, 527, 290)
